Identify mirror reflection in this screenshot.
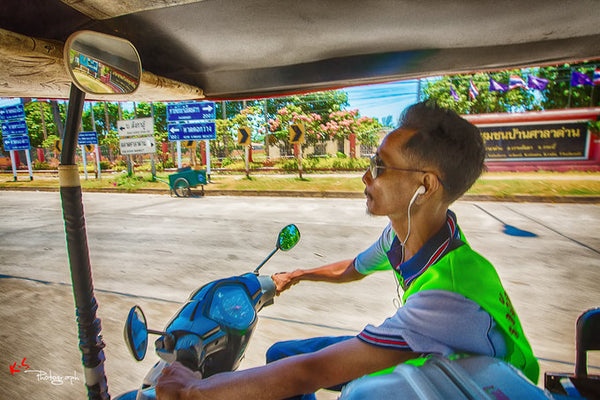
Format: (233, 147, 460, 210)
(125, 305, 148, 361)
(277, 224, 300, 251)
(65, 31, 141, 94)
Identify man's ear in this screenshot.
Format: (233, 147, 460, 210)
(417, 173, 442, 201)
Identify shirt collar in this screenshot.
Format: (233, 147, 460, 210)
(386, 209, 462, 289)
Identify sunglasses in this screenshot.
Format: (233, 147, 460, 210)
(369, 155, 427, 180)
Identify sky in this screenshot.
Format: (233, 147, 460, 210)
(344, 80, 420, 126)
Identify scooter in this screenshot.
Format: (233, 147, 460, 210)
(114, 224, 301, 400)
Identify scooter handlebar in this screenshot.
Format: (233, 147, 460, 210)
(257, 275, 276, 304)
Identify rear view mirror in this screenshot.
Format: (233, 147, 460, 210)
(64, 30, 141, 95)
(277, 224, 300, 251)
(124, 305, 149, 361)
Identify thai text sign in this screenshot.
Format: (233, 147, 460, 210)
(0, 104, 25, 121)
(479, 121, 589, 161)
(3, 135, 30, 151)
(78, 131, 99, 145)
(168, 122, 216, 141)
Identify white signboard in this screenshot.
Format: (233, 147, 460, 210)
(119, 136, 156, 155)
(117, 117, 154, 137)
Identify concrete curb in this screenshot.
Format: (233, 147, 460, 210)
(1, 185, 599, 203)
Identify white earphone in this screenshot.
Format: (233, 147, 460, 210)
(409, 185, 426, 207)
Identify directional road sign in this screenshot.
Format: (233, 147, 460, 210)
(1, 120, 29, 137)
(0, 104, 25, 121)
(78, 131, 99, 145)
(168, 122, 217, 141)
(238, 127, 251, 145)
(119, 136, 156, 155)
(2, 135, 30, 151)
(117, 117, 154, 137)
(289, 123, 305, 144)
(167, 101, 216, 122)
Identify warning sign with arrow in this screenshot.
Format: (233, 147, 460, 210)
(289, 123, 305, 144)
(238, 127, 251, 146)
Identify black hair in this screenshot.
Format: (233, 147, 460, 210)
(399, 101, 486, 202)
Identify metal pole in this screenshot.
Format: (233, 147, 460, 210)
(150, 103, 156, 178)
(9, 150, 17, 181)
(82, 146, 88, 180)
(89, 102, 100, 179)
(176, 140, 182, 168)
(245, 145, 250, 178)
(25, 150, 33, 181)
(95, 147, 101, 180)
(298, 144, 303, 179)
(205, 139, 211, 181)
(263, 99, 270, 160)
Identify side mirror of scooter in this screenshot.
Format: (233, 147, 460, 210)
(64, 30, 142, 95)
(277, 224, 301, 251)
(254, 224, 301, 273)
(124, 305, 149, 361)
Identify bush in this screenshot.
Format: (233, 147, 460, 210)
(280, 159, 298, 171)
(33, 161, 50, 170)
(336, 152, 347, 158)
(162, 159, 175, 169)
(99, 161, 111, 170)
(220, 158, 234, 167)
(332, 157, 369, 170)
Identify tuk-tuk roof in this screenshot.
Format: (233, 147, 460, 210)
(2, 0, 600, 101)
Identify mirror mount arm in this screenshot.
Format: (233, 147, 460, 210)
(59, 82, 110, 399)
(253, 247, 279, 274)
(148, 328, 168, 336)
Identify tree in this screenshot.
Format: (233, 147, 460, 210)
(537, 62, 600, 109)
(422, 62, 600, 113)
(265, 90, 349, 123)
(24, 101, 57, 148)
(423, 72, 537, 114)
(321, 109, 381, 151)
(267, 104, 322, 150)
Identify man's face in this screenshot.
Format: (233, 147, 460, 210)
(362, 129, 423, 218)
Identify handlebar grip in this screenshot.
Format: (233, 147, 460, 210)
(257, 275, 276, 302)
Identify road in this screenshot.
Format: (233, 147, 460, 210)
(1, 191, 599, 399)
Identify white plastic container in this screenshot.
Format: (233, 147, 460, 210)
(339, 355, 557, 399)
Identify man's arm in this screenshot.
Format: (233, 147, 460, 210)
(156, 338, 419, 400)
(271, 259, 365, 293)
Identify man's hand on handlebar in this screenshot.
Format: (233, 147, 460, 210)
(156, 362, 204, 400)
(271, 271, 299, 294)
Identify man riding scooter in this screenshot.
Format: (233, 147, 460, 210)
(156, 101, 538, 399)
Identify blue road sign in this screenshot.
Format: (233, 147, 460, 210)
(168, 122, 217, 141)
(0, 104, 25, 121)
(78, 131, 99, 145)
(1, 120, 29, 137)
(3, 135, 30, 151)
(167, 102, 216, 122)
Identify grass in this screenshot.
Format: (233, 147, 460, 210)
(1, 170, 599, 197)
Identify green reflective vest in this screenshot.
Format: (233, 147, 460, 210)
(397, 241, 539, 383)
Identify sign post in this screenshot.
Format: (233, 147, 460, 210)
(289, 123, 305, 179)
(78, 131, 98, 180)
(0, 105, 32, 181)
(167, 101, 216, 175)
(238, 126, 251, 178)
(117, 117, 156, 177)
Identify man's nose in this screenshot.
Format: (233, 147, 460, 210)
(362, 169, 371, 185)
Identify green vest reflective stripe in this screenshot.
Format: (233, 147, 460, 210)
(399, 242, 539, 383)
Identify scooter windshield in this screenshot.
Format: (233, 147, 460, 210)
(208, 285, 256, 331)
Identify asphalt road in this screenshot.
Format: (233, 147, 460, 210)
(1, 191, 599, 399)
